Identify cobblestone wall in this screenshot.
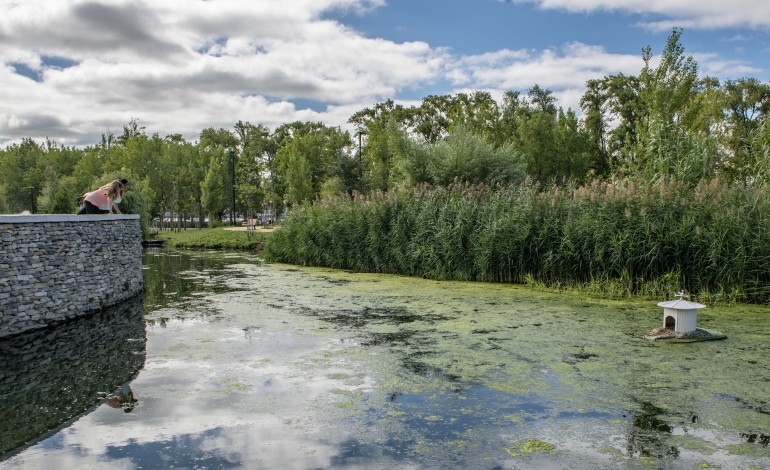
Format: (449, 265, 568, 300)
(0, 215, 143, 338)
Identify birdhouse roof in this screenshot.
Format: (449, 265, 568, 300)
(656, 299, 706, 309)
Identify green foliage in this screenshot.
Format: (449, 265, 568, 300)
(37, 175, 78, 214)
(0, 138, 45, 212)
(265, 179, 770, 303)
(201, 147, 228, 226)
(282, 141, 314, 205)
(275, 122, 352, 203)
(428, 126, 524, 186)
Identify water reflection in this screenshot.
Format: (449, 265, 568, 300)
(625, 401, 679, 459)
(0, 295, 146, 459)
(142, 248, 258, 311)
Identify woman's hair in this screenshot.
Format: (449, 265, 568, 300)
(101, 179, 127, 200)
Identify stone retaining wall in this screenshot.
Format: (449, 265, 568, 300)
(0, 215, 143, 338)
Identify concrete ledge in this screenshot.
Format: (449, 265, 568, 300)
(0, 214, 140, 223)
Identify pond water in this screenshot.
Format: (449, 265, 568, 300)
(1, 249, 769, 469)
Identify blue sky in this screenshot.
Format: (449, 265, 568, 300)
(1, 0, 769, 147)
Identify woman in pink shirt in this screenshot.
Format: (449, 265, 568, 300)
(78, 179, 127, 214)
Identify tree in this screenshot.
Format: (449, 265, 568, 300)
(200, 147, 227, 226)
(0, 139, 45, 212)
(388, 119, 434, 187)
(722, 78, 770, 182)
(234, 121, 272, 218)
(429, 126, 524, 186)
(281, 140, 313, 206)
(274, 122, 351, 203)
(116, 118, 146, 146)
(580, 79, 608, 155)
(635, 28, 700, 178)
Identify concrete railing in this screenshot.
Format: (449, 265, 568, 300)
(0, 214, 144, 338)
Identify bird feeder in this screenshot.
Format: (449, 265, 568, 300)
(656, 298, 705, 334)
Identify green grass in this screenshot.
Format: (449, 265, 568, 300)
(154, 228, 271, 251)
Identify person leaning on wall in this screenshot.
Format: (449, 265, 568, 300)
(77, 179, 128, 215)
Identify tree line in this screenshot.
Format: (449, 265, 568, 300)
(1, 29, 768, 229)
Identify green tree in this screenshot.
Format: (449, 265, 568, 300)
(37, 174, 78, 214)
(0, 139, 45, 212)
(275, 122, 351, 202)
(200, 147, 227, 226)
(234, 121, 272, 218)
(199, 128, 238, 223)
(281, 140, 313, 206)
(722, 78, 770, 183)
(429, 126, 524, 186)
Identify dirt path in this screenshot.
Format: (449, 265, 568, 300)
(223, 226, 275, 233)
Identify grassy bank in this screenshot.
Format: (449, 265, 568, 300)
(154, 228, 271, 251)
(264, 179, 770, 303)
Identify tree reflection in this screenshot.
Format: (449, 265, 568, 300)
(626, 401, 679, 459)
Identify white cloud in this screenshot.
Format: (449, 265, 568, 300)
(692, 53, 762, 77)
(508, 0, 770, 30)
(448, 43, 641, 110)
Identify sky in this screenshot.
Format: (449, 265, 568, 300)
(1, 0, 769, 148)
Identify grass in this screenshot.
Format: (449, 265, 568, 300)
(153, 228, 271, 251)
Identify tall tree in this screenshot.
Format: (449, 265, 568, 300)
(722, 78, 770, 182)
(234, 121, 272, 218)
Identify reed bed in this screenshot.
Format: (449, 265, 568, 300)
(264, 179, 770, 303)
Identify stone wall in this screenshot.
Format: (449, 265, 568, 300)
(0, 215, 144, 338)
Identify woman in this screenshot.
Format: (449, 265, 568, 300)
(78, 179, 127, 214)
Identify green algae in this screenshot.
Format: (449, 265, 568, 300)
(666, 435, 716, 455)
(694, 461, 722, 469)
(253, 262, 770, 468)
(724, 443, 770, 457)
(504, 438, 558, 457)
(217, 377, 253, 394)
(34, 251, 761, 470)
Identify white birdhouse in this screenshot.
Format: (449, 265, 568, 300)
(656, 298, 705, 334)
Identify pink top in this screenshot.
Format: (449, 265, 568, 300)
(84, 189, 111, 211)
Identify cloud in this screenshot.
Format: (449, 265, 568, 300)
(0, 0, 763, 147)
(447, 43, 641, 111)
(505, 0, 770, 30)
(692, 53, 762, 77)
(0, 0, 443, 146)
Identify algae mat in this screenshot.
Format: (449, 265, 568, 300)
(2, 250, 769, 469)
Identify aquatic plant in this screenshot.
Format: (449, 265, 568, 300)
(264, 178, 770, 303)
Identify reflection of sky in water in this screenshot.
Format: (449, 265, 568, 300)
(2, 251, 770, 469)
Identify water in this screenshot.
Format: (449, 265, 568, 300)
(1, 249, 769, 469)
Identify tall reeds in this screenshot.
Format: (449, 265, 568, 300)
(264, 178, 770, 303)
